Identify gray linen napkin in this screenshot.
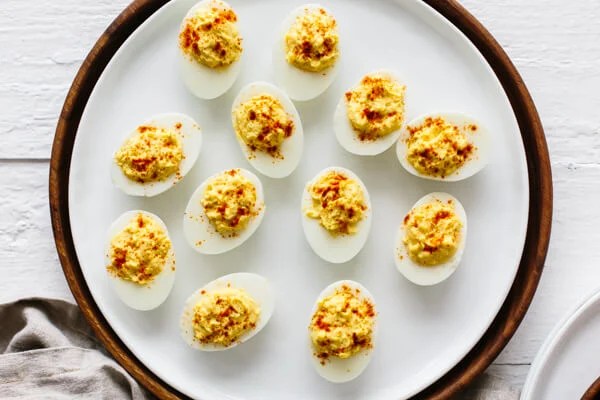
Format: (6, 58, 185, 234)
(0, 298, 151, 399)
(0, 298, 519, 399)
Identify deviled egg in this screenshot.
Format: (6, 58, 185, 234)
(183, 168, 266, 254)
(335, 70, 406, 156)
(396, 112, 489, 181)
(273, 4, 340, 101)
(105, 210, 176, 310)
(231, 82, 304, 178)
(395, 192, 467, 286)
(180, 273, 274, 351)
(178, 0, 242, 99)
(111, 113, 202, 197)
(309, 280, 377, 383)
(301, 167, 371, 263)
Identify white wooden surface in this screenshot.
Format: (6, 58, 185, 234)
(1, 0, 599, 394)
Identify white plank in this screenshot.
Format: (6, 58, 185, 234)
(496, 162, 600, 364)
(2, 0, 600, 392)
(469, 363, 530, 394)
(0, 0, 129, 159)
(0, 162, 72, 302)
(462, 0, 600, 165)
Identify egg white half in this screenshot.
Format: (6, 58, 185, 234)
(104, 210, 176, 311)
(396, 112, 490, 181)
(231, 82, 304, 178)
(301, 166, 372, 264)
(183, 168, 266, 255)
(111, 113, 202, 197)
(179, 0, 242, 99)
(309, 280, 377, 383)
(272, 4, 340, 101)
(334, 69, 406, 156)
(394, 192, 467, 286)
(180, 272, 274, 351)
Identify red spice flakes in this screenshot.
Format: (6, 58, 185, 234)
(368, 84, 384, 100)
(214, 41, 226, 57)
(364, 301, 375, 318)
(347, 207, 355, 219)
(219, 305, 235, 318)
(113, 248, 127, 270)
(423, 244, 437, 253)
(221, 8, 237, 22)
(457, 143, 474, 157)
(180, 24, 197, 51)
(314, 316, 330, 332)
(433, 210, 451, 224)
(283, 121, 294, 138)
(323, 37, 334, 53)
(408, 117, 441, 136)
(179, 8, 238, 54)
(137, 125, 153, 133)
(363, 108, 382, 122)
(131, 157, 157, 174)
(300, 41, 313, 58)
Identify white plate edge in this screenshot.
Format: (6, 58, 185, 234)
(520, 286, 600, 399)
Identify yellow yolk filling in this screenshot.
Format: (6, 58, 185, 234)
(179, 1, 242, 68)
(233, 94, 294, 158)
(403, 200, 462, 266)
(202, 169, 258, 236)
(284, 7, 339, 72)
(107, 213, 171, 285)
(115, 126, 184, 183)
(192, 287, 260, 347)
(309, 284, 375, 362)
(305, 171, 367, 235)
(405, 117, 475, 178)
(345, 74, 406, 141)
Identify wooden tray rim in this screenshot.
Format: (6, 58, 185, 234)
(49, 0, 553, 398)
(582, 376, 600, 400)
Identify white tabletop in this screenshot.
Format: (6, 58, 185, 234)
(1, 0, 598, 393)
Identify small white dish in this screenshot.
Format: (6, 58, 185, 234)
(522, 287, 600, 399)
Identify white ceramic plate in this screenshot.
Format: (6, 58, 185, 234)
(68, 0, 529, 399)
(521, 288, 600, 400)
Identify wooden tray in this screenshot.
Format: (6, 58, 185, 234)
(50, 0, 552, 398)
(583, 377, 600, 400)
